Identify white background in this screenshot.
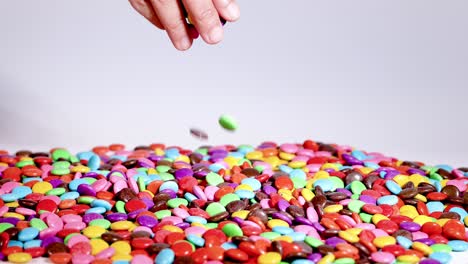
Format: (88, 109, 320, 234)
(0, 0, 467, 263)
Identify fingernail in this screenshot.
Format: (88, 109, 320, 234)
(178, 37, 191, 50)
(226, 3, 240, 20)
(208, 26, 223, 43)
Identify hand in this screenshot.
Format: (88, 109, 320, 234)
(129, 0, 240, 51)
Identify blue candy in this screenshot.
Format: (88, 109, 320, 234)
(221, 242, 237, 250)
(241, 178, 261, 191)
(18, 227, 39, 241)
(24, 239, 42, 249)
(272, 226, 294, 235)
(235, 189, 255, 199)
(186, 234, 205, 247)
(430, 252, 452, 264)
(159, 181, 179, 192)
(185, 216, 207, 225)
(60, 191, 80, 200)
(377, 195, 399, 206)
(155, 248, 175, 264)
(447, 240, 468, 252)
(396, 236, 413, 249)
(313, 179, 335, 192)
(87, 154, 101, 171)
(91, 199, 112, 210)
(426, 201, 445, 214)
(385, 180, 402, 195)
(85, 207, 107, 214)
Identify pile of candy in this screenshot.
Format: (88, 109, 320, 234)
(0, 140, 467, 264)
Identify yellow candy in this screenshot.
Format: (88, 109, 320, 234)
(413, 215, 435, 226)
(175, 155, 190, 163)
(0, 162, 8, 167)
(347, 228, 363, 236)
(71, 165, 90, 173)
(397, 255, 420, 264)
(19, 157, 33, 161)
(90, 238, 109, 255)
(8, 252, 32, 264)
(464, 216, 468, 227)
(162, 225, 183, 233)
(289, 161, 306, 169)
(264, 156, 280, 168)
(110, 221, 134, 231)
(154, 148, 165, 156)
(372, 214, 389, 225)
(393, 175, 409, 187)
(338, 231, 359, 243)
(412, 241, 433, 256)
(231, 210, 249, 219)
(32, 181, 53, 194)
(314, 171, 330, 179)
(111, 254, 133, 261)
(373, 236, 396, 248)
(235, 184, 253, 191)
(5, 201, 19, 208)
(141, 190, 154, 197)
(324, 205, 343, 214)
(360, 167, 374, 174)
(400, 205, 419, 219)
(317, 254, 335, 264)
(278, 189, 293, 201)
(273, 236, 293, 243)
(83, 226, 106, 239)
(224, 157, 240, 168)
(414, 194, 427, 202)
(3, 212, 25, 220)
(301, 189, 315, 202)
(305, 179, 315, 190)
(436, 219, 450, 227)
(246, 151, 263, 160)
(440, 179, 448, 187)
(267, 219, 289, 229)
(191, 222, 205, 227)
(111, 241, 132, 255)
(257, 252, 282, 264)
(396, 160, 403, 166)
(320, 163, 339, 171)
(147, 168, 157, 175)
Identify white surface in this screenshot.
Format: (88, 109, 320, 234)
(0, 0, 467, 263)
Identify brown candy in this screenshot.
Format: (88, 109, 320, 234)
(46, 242, 68, 256)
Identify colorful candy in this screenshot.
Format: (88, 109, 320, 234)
(218, 114, 238, 131)
(0, 140, 467, 264)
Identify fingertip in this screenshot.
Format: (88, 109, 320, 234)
(175, 36, 193, 51)
(205, 26, 223, 44)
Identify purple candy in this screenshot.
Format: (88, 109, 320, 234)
(231, 217, 244, 225)
(82, 213, 104, 224)
(128, 209, 146, 220)
(84, 172, 99, 178)
(41, 236, 63, 248)
(49, 179, 63, 188)
(148, 155, 164, 162)
(271, 212, 292, 225)
(0, 218, 19, 225)
(174, 168, 194, 180)
(175, 222, 190, 230)
(263, 185, 277, 195)
(227, 183, 238, 189)
(0, 252, 4, 261)
(342, 154, 365, 166)
(415, 238, 435, 246)
(312, 222, 325, 232)
(360, 195, 377, 204)
(294, 217, 314, 226)
(308, 253, 322, 263)
(336, 188, 352, 197)
(137, 215, 158, 228)
(400, 221, 421, 232)
(419, 260, 441, 264)
(77, 184, 96, 196)
(277, 199, 290, 212)
(160, 189, 177, 199)
(106, 213, 128, 222)
(141, 198, 154, 209)
(407, 168, 426, 176)
(325, 237, 346, 247)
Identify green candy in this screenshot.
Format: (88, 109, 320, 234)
(431, 244, 452, 253)
(83, 177, 97, 184)
(329, 176, 345, 189)
(30, 218, 48, 231)
(155, 210, 171, 219)
(254, 165, 265, 173)
(348, 200, 365, 213)
(51, 168, 70, 176)
(137, 168, 148, 173)
(195, 148, 208, 155)
(90, 219, 111, 229)
(351, 194, 360, 200)
(333, 258, 355, 264)
(167, 198, 188, 208)
(219, 114, 238, 131)
(138, 176, 146, 191)
(430, 173, 443, 181)
(46, 188, 66, 196)
(204, 223, 218, 229)
(359, 212, 372, 223)
(206, 172, 224, 186)
(260, 232, 281, 240)
(16, 160, 34, 168)
(291, 177, 306, 189)
(159, 172, 175, 181)
(78, 196, 95, 204)
(53, 161, 71, 169)
(305, 236, 324, 248)
(69, 155, 79, 163)
(0, 223, 14, 233)
(52, 149, 71, 161)
(156, 165, 171, 173)
(116, 201, 126, 213)
(220, 193, 240, 207)
(222, 223, 243, 237)
(350, 181, 366, 195)
(205, 202, 226, 216)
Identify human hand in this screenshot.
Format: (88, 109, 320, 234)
(129, 0, 240, 51)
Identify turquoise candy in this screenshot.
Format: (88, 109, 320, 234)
(88, 154, 101, 171)
(186, 234, 205, 247)
(272, 226, 294, 235)
(0, 193, 19, 202)
(185, 216, 207, 225)
(155, 248, 175, 264)
(385, 180, 402, 195)
(11, 186, 32, 198)
(23, 239, 42, 249)
(159, 181, 179, 192)
(235, 189, 255, 199)
(313, 179, 335, 192)
(241, 178, 261, 191)
(429, 252, 452, 264)
(18, 227, 39, 241)
(396, 236, 413, 249)
(91, 199, 112, 210)
(221, 242, 237, 250)
(447, 240, 468, 252)
(377, 195, 398, 205)
(426, 201, 445, 214)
